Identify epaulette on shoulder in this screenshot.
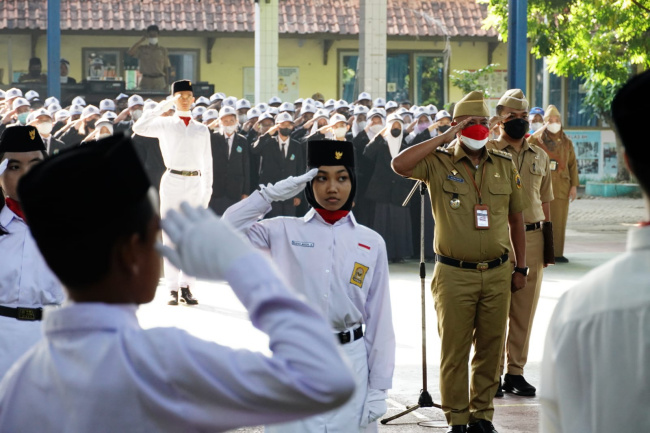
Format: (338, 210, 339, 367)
(489, 148, 513, 160)
(436, 146, 452, 155)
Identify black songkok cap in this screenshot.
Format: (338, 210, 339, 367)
(171, 80, 193, 95)
(307, 140, 355, 168)
(29, 57, 41, 66)
(0, 126, 46, 154)
(18, 134, 151, 239)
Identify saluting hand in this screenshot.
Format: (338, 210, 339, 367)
(259, 168, 319, 204)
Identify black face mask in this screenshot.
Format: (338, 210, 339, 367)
(390, 128, 402, 138)
(279, 127, 293, 137)
(438, 125, 451, 133)
(503, 118, 528, 139)
(86, 120, 96, 130)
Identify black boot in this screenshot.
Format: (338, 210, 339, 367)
(168, 290, 178, 306)
(446, 426, 467, 433)
(467, 420, 498, 433)
(503, 374, 536, 396)
(495, 377, 504, 398)
(180, 286, 198, 305)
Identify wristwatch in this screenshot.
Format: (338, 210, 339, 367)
(513, 266, 529, 276)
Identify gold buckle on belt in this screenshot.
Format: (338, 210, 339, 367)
(17, 308, 37, 321)
(476, 262, 489, 271)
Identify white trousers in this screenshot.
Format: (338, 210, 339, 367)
(0, 315, 42, 379)
(265, 337, 376, 433)
(159, 171, 204, 290)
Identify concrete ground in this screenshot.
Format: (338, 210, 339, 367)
(138, 196, 645, 433)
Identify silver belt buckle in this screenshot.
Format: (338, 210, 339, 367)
(476, 262, 489, 271)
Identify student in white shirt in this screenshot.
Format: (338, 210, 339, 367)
(539, 69, 650, 433)
(0, 134, 355, 432)
(224, 139, 396, 432)
(0, 125, 64, 379)
(132, 79, 213, 306)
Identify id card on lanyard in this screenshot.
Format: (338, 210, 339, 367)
(463, 162, 490, 230)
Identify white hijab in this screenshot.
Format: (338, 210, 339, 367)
(385, 120, 404, 158)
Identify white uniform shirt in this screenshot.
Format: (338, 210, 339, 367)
(540, 226, 650, 433)
(133, 109, 213, 205)
(223, 191, 396, 390)
(0, 253, 355, 432)
(0, 206, 63, 307)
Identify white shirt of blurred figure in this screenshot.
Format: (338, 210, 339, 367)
(540, 226, 650, 433)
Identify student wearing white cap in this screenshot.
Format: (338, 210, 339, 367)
(114, 94, 145, 136)
(59, 105, 100, 147)
(80, 115, 114, 143)
(201, 108, 219, 129)
(28, 108, 64, 155)
(290, 103, 317, 143)
(364, 113, 413, 262)
(356, 92, 372, 109)
(71, 96, 86, 107)
(115, 93, 129, 112)
(405, 106, 432, 144)
(191, 106, 206, 123)
(251, 111, 304, 217)
(132, 80, 213, 306)
(99, 99, 116, 114)
(194, 96, 210, 108)
(208, 106, 251, 215)
(293, 97, 304, 113)
(315, 113, 349, 141)
(268, 96, 282, 107)
(373, 98, 386, 109)
(0, 89, 23, 117)
(385, 101, 398, 115)
(302, 108, 330, 142)
(0, 98, 31, 135)
(52, 109, 70, 136)
(350, 105, 369, 140)
(241, 107, 261, 141)
(235, 98, 251, 126)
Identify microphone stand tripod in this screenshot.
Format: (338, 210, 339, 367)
(380, 181, 444, 428)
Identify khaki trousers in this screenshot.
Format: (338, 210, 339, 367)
(501, 228, 544, 376)
(550, 198, 569, 256)
(432, 261, 511, 425)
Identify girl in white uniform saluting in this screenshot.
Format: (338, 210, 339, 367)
(223, 139, 396, 432)
(0, 126, 64, 379)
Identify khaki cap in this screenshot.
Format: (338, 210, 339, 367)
(497, 89, 529, 111)
(453, 91, 489, 119)
(544, 104, 561, 122)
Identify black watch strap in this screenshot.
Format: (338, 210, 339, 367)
(514, 266, 529, 276)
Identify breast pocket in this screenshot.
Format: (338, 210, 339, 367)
(442, 179, 472, 214)
(529, 163, 545, 191)
(488, 182, 512, 214)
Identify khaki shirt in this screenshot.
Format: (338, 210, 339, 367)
(528, 130, 579, 199)
(411, 140, 529, 262)
(489, 136, 553, 224)
(136, 44, 171, 76)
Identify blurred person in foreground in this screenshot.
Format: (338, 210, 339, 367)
(0, 134, 355, 432)
(539, 69, 650, 433)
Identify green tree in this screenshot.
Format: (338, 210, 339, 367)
(449, 63, 499, 98)
(481, 0, 650, 180)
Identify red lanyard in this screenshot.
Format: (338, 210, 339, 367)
(462, 162, 487, 205)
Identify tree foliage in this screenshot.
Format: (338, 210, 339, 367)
(449, 63, 500, 98)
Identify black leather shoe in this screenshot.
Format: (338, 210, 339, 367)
(503, 374, 536, 396)
(467, 420, 498, 433)
(168, 290, 178, 306)
(180, 287, 198, 305)
(495, 377, 504, 398)
(446, 426, 467, 433)
(554, 256, 569, 263)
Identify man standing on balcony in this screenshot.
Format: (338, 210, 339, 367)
(128, 25, 171, 91)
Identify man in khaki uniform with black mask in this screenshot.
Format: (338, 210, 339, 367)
(392, 91, 528, 433)
(488, 89, 554, 398)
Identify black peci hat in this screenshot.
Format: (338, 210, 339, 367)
(0, 125, 46, 154)
(307, 139, 355, 168)
(171, 80, 193, 95)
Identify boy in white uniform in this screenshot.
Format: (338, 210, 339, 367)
(223, 139, 396, 432)
(132, 79, 213, 306)
(0, 135, 355, 432)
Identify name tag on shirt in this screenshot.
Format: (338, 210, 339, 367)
(291, 240, 314, 248)
(447, 175, 465, 183)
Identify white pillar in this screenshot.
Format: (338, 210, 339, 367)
(542, 57, 550, 109)
(358, 0, 387, 99)
(254, 0, 279, 104)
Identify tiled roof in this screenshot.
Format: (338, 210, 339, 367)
(0, 0, 497, 38)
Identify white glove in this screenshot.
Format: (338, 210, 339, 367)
(365, 389, 387, 426)
(156, 96, 178, 114)
(0, 159, 7, 176)
(259, 168, 318, 203)
(157, 202, 255, 281)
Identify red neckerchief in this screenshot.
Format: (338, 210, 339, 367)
(179, 116, 191, 127)
(315, 208, 349, 225)
(5, 198, 26, 221)
(639, 221, 650, 227)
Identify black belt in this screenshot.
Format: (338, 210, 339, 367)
(526, 222, 542, 231)
(168, 169, 201, 177)
(435, 253, 509, 271)
(142, 74, 164, 78)
(337, 325, 363, 345)
(0, 305, 43, 321)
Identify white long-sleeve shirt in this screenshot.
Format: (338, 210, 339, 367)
(0, 206, 63, 308)
(223, 191, 395, 390)
(540, 226, 650, 433)
(0, 252, 355, 432)
(132, 108, 213, 205)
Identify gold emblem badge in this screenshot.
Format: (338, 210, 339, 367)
(335, 151, 343, 160)
(350, 262, 369, 288)
(29, 129, 36, 140)
(450, 198, 461, 209)
(451, 169, 458, 176)
(513, 168, 522, 189)
(494, 172, 500, 178)
(188, 81, 192, 86)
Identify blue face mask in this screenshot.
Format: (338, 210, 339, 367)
(17, 112, 29, 125)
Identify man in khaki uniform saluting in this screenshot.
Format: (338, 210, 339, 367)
(528, 105, 578, 262)
(128, 25, 171, 91)
(488, 89, 554, 398)
(392, 91, 528, 433)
